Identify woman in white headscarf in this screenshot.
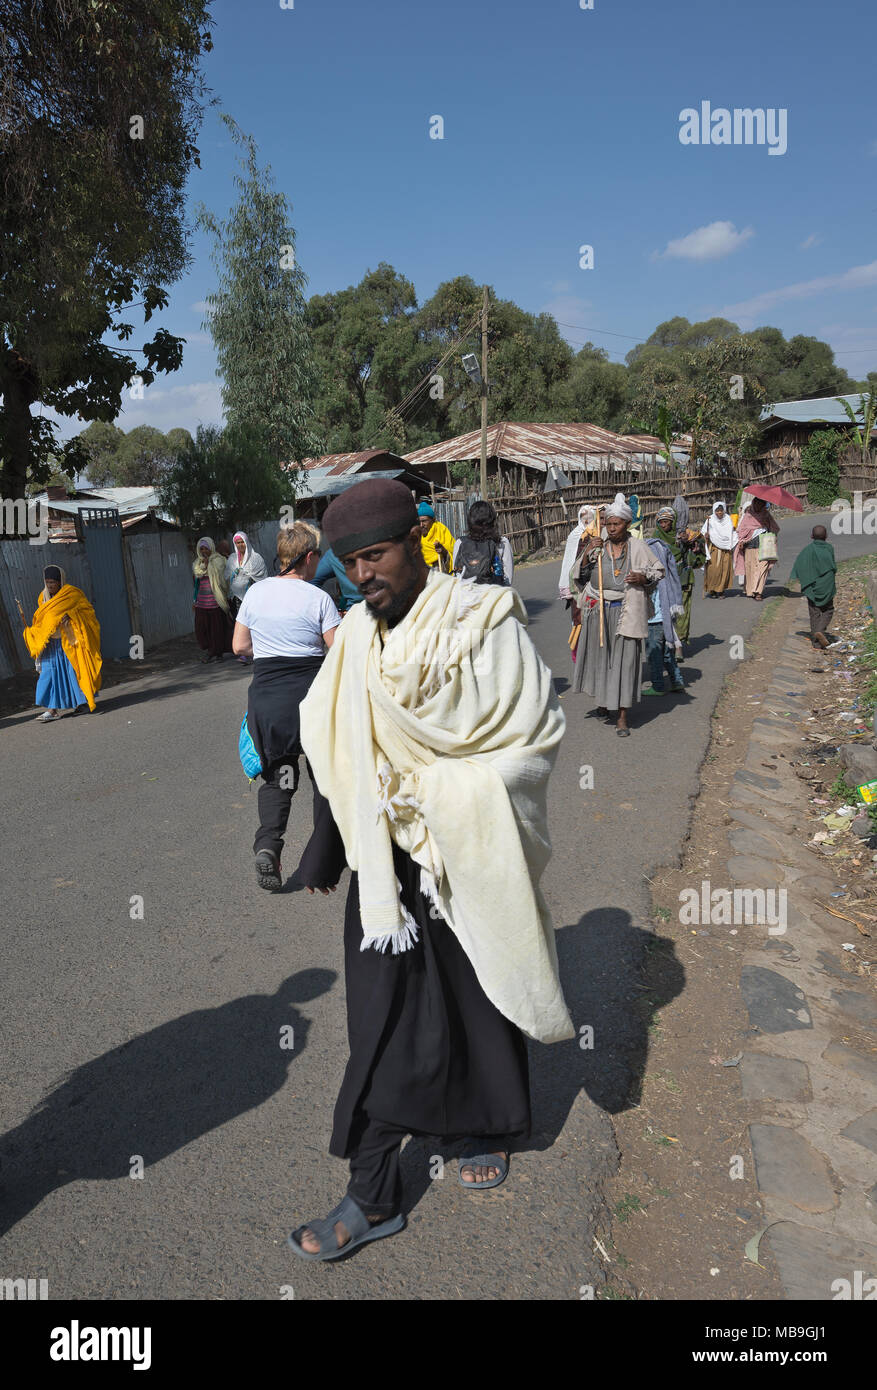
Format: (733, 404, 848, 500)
(192, 537, 232, 663)
(226, 531, 269, 615)
(701, 502, 737, 597)
(570, 493, 663, 736)
(558, 504, 597, 600)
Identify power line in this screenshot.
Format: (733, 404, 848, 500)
(554, 320, 647, 344)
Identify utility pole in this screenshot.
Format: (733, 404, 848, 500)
(479, 284, 489, 499)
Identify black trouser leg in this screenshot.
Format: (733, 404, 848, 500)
(254, 757, 300, 858)
(346, 1113, 407, 1219)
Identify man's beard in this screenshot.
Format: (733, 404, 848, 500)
(362, 548, 422, 626)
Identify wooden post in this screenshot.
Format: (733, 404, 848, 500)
(479, 284, 489, 500)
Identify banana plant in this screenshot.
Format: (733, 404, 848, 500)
(836, 393, 877, 466)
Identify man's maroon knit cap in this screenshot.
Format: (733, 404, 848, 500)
(321, 478, 419, 558)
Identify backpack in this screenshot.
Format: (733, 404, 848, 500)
(454, 537, 505, 585)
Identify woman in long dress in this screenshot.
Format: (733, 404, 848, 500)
(192, 536, 232, 663)
(18, 565, 102, 721)
(570, 494, 663, 736)
(701, 501, 738, 597)
(733, 498, 779, 601)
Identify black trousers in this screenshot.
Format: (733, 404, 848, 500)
(346, 1112, 516, 1218)
(254, 758, 305, 858)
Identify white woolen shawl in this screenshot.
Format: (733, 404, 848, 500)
(558, 505, 596, 597)
(298, 570, 574, 1044)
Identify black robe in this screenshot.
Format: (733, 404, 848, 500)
(292, 790, 531, 1156)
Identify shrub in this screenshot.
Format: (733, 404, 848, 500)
(801, 430, 842, 506)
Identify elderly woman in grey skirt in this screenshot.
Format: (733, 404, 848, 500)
(570, 492, 664, 736)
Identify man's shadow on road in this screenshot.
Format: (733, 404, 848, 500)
(399, 909, 684, 1211)
(0, 969, 335, 1239)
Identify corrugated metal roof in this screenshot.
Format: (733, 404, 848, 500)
(404, 422, 664, 473)
(760, 394, 875, 428)
(292, 449, 410, 476)
(35, 486, 174, 521)
(295, 468, 433, 501)
(299, 469, 405, 500)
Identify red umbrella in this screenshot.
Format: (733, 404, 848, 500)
(744, 484, 803, 512)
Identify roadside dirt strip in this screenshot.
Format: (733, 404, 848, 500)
(602, 589, 877, 1301)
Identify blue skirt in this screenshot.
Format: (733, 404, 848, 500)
(35, 638, 88, 711)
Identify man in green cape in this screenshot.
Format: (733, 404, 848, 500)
(789, 525, 838, 648)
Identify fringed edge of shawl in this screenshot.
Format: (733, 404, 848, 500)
(360, 878, 420, 954)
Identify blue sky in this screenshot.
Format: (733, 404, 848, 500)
(78, 0, 877, 440)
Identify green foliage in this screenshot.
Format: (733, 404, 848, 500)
(0, 1, 213, 498)
(628, 337, 764, 466)
(836, 393, 877, 465)
(159, 422, 297, 536)
(800, 430, 842, 506)
(77, 420, 193, 487)
(829, 771, 857, 802)
(449, 461, 477, 487)
(197, 116, 322, 467)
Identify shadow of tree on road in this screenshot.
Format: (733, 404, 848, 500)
(0, 969, 335, 1239)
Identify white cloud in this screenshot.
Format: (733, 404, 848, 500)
(116, 380, 224, 435)
(653, 220, 754, 262)
(540, 295, 593, 334)
(721, 259, 877, 325)
(800, 233, 821, 250)
(190, 300, 212, 314)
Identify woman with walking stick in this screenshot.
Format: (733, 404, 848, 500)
(569, 493, 663, 736)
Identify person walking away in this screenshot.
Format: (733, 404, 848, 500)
(628, 494, 644, 539)
(192, 537, 233, 662)
(452, 500, 513, 586)
(570, 493, 663, 736)
(232, 523, 340, 891)
(18, 566, 102, 721)
(733, 497, 779, 601)
(287, 479, 572, 1260)
(652, 506, 704, 654)
(312, 546, 364, 615)
(701, 502, 737, 597)
(642, 536, 685, 696)
(417, 502, 455, 572)
(789, 525, 838, 648)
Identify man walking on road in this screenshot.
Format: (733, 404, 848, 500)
(287, 478, 573, 1262)
(789, 524, 838, 648)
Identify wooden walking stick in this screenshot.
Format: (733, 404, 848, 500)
(595, 505, 605, 648)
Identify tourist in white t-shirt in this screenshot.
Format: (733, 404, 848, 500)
(233, 523, 341, 891)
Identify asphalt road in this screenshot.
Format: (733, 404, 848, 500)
(0, 510, 872, 1300)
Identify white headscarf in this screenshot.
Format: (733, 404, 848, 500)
(226, 531, 269, 598)
(701, 501, 736, 551)
(558, 505, 597, 597)
(605, 491, 633, 522)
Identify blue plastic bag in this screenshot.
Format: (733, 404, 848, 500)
(238, 713, 262, 779)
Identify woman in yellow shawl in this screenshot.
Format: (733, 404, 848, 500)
(192, 536, 232, 663)
(18, 565, 102, 721)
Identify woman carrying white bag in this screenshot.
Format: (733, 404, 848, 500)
(732, 497, 779, 602)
